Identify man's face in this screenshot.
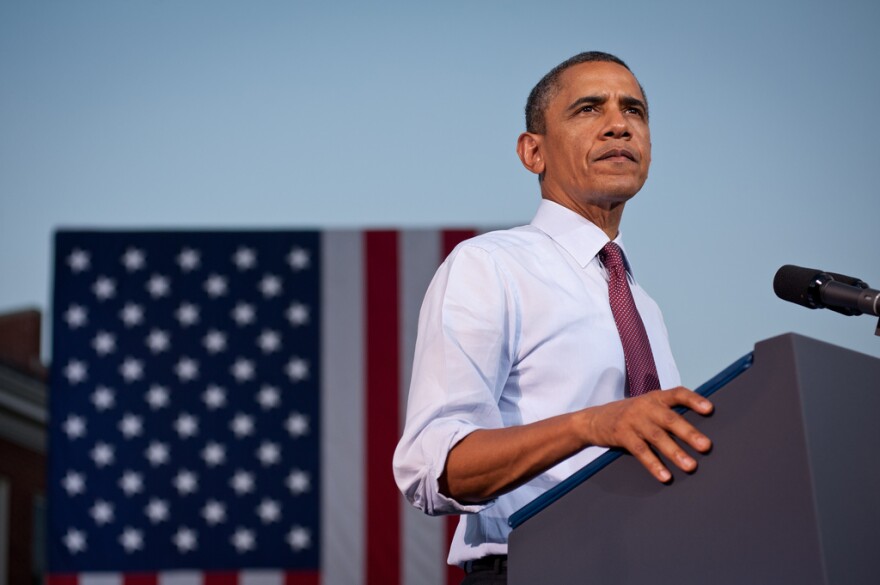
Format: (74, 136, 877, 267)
(533, 61, 651, 209)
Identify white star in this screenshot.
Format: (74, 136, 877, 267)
(173, 527, 198, 553)
(177, 248, 201, 272)
(67, 249, 90, 273)
(119, 527, 143, 553)
(91, 442, 115, 467)
(204, 274, 228, 298)
(63, 360, 88, 384)
(62, 471, 85, 496)
(202, 329, 227, 354)
(232, 247, 257, 271)
(174, 357, 199, 382)
(285, 412, 310, 438)
(256, 329, 282, 353)
(287, 247, 311, 271)
(119, 413, 143, 439)
(258, 274, 283, 298)
(145, 498, 169, 523)
(256, 385, 280, 410)
(231, 527, 256, 553)
(64, 528, 87, 554)
(145, 441, 170, 466)
(174, 413, 199, 438)
(146, 274, 170, 298)
(256, 441, 281, 466)
(287, 526, 311, 551)
(285, 357, 309, 382)
(90, 500, 114, 525)
(175, 302, 200, 327)
(256, 499, 281, 524)
(92, 386, 115, 410)
(230, 413, 254, 438)
(202, 385, 226, 409)
(202, 500, 226, 525)
(92, 331, 116, 355)
(119, 470, 143, 496)
(145, 329, 171, 353)
(230, 358, 255, 383)
(201, 442, 225, 467)
(92, 276, 116, 301)
(173, 469, 198, 495)
(62, 415, 86, 439)
(64, 305, 88, 329)
(286, 469, 311, 495)
(145, 384, 169, 409)
(285, 302, 310, 327)
(120, 303, 144, 327)
(119, 357, 144, 383)
(121, 248, 146, 272)
(231, 302, 256, 326)
(230, 470, 255, 495)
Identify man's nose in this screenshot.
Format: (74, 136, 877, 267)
(602, 110, 631, 138)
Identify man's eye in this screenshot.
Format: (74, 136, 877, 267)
(626, 107, 644, 117)
(580, 105, 595, 113)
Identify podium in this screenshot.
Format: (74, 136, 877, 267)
(507, 333, 880, 584)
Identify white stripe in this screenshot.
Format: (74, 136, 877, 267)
(240, 569, 284, 585)
(321, 231, 365, 585)
(157, 571, 201, 585)
(400, 230, 446, 585)
(80, 575, 121, 585)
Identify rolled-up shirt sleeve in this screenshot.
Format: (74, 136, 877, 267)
(393, 242, 517, 516)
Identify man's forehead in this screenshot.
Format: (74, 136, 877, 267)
(554, 61, 644, 102)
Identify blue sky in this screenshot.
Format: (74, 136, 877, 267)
(1, 0, 878, 383)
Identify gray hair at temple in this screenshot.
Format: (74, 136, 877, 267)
(525, 51, 649, 134)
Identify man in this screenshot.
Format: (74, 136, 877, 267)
(393, 52, 714, 583)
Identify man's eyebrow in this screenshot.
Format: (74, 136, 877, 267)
(566, 95, 607, 113)
(620, 95, 647, 112)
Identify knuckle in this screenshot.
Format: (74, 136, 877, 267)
(628, 442, 650, 457)
(646, 428, 666, 443)
(659, 410, 678, 426)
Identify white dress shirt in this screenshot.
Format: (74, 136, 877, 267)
(392, 199, 681, 566)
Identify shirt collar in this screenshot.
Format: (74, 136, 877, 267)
(530, 199, 633, 272)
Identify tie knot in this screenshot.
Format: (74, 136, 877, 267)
(599, 242, 625, 271)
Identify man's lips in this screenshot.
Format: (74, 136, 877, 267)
(594, 148, 637, 162)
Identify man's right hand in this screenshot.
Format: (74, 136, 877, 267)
(579, 386, 714, 482)
(441, 386, 713, 503)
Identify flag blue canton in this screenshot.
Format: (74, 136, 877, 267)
(49, 231, 321, 573)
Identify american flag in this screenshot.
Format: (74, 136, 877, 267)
(48, 229, 476, 585)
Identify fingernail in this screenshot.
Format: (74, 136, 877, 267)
(659, 469, 671, 481)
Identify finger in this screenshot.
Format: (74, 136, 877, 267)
(642, 429, 698, 472)
(624, 436, 673, 483)
(663, 387, 714, 415)
(651, 407, 712, 453)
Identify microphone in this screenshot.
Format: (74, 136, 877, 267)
(773, 265, 880, 317)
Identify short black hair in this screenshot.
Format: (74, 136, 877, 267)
(525, 51, 648, 134)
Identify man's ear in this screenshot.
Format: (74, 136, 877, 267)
(516, 132, 545, 176)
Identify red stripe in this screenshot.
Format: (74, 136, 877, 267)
(124, 574, 157, 585)
(203, 572, 237, 585)
(442, 229, 476, 585)
(285, 571, 320, 585)
(46, 572, 320, 584)
(365, 231, 401, 585)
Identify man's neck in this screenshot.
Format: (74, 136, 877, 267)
(540, 193, 625, 240)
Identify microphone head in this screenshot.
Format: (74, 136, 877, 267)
(773, 265, 829, 309)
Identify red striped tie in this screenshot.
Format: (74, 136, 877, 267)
(599, 242, 660, 397)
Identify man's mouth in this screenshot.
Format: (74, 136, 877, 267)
(595, 148, 636, 162)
